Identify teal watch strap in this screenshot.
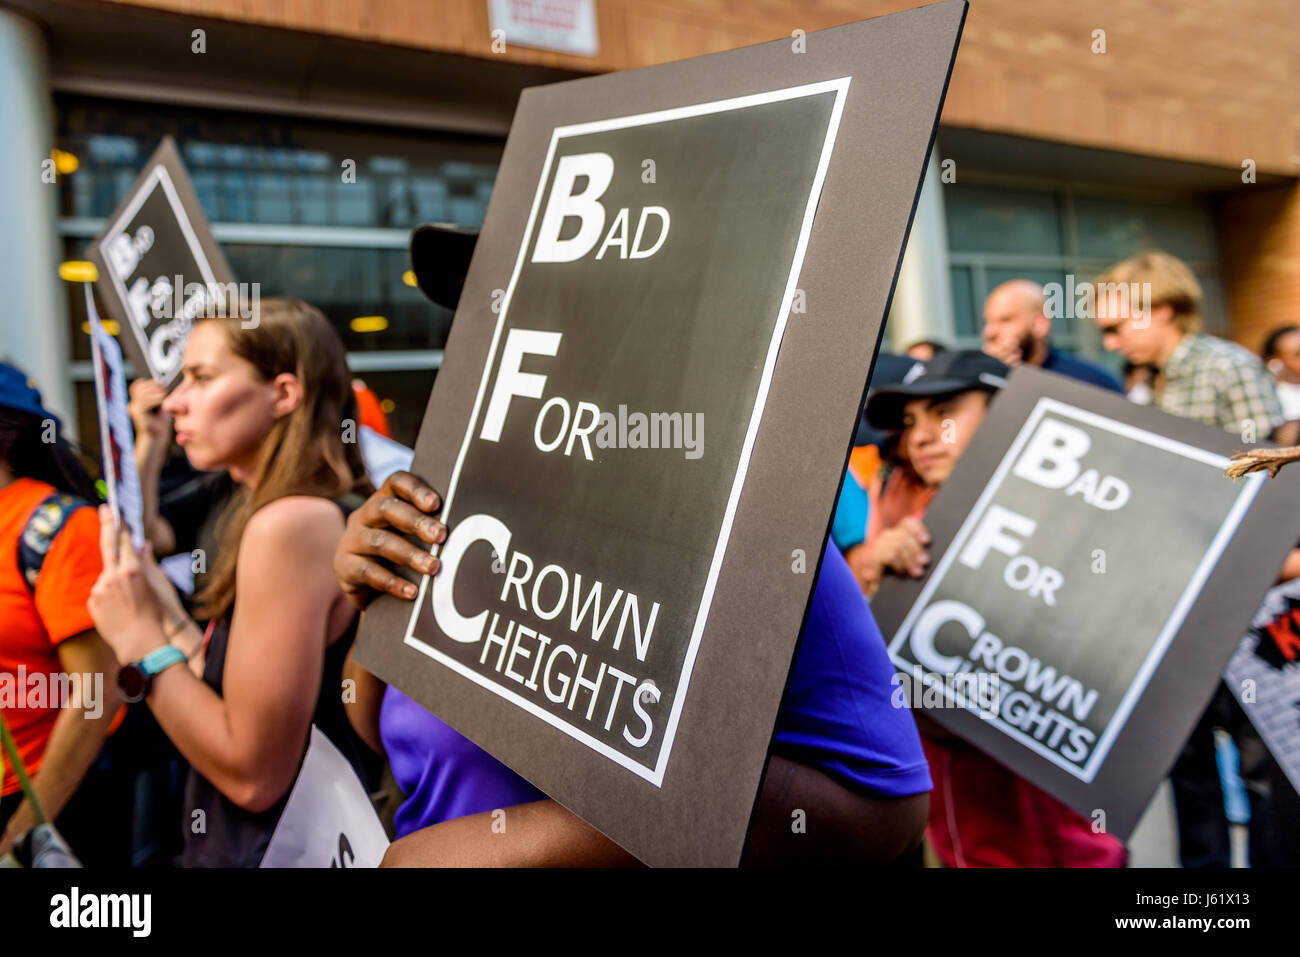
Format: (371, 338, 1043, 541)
(141, 644, 187, 676)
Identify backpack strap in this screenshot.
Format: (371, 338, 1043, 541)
(18, 491, 92, 594)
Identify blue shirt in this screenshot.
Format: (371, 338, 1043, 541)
(1041, 346, 1123, 393)
(770, 542, 932, 797)
(381, 543, 931, 837)
(830, 471, 870, 551)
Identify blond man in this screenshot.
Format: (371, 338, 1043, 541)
(1093, 251, 1283, 439)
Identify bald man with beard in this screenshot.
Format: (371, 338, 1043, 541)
(981, 279, 1122, 392)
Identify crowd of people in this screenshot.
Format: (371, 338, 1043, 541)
(1, 240, 1297, 867)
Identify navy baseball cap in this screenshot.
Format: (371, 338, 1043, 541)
(865, 349, 1008, 431)
(410, 223, 479, 311)
(0, 362, 59, 428)
(855, 353, 928, 447)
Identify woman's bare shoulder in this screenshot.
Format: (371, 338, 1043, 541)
(239, 496, 346, 560)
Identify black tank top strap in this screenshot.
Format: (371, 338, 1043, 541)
(180, 495, 376, 867)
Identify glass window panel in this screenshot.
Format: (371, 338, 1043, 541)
(448, 195, 488, 225)
(219, 170, 252, 221)
(55, 97, 501, 229)
(297, 175, 333, 226)
(1073, 196, 1218, 263)
(949, 265, 977, 339)
(220, 245, 454, 353)
(183, 142, 218, 166)
(944, 185, 1063, 255)
(190, 171, 221, 218)
(297, 151, 331, 173)
(87, 135, 137, 164)
(336, 180, 376, 226)
(251, 171, 294, 223)
(1197, 273, 1230, 335)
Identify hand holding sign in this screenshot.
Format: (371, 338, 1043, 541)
(875, 516, 931, 579)
(333, 470, 446, 610)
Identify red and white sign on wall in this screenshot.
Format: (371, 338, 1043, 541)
(488, 0, 599, 57)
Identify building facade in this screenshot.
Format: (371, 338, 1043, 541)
(1, 0, 1296, 446)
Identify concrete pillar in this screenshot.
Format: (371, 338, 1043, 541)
(0, 9, 75, 435)
(886, 149, 955, 353)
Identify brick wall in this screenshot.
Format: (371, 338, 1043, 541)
(91, 0, 1300, 174)
(1220, 182, 1300, 349)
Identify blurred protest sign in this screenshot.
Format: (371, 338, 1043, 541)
(260, 728, 389, 869)
(1226, 579, 1300, 795)
(356, 0, 968, 866)
(87, 136, 236, 385)
(872, 366, 1300, 839)
(86, 285, 144, 549)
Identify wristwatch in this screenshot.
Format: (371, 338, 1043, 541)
(116, 645, 187, 703)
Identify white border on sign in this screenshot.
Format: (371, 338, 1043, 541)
(97, 164, 220, 381)
(402, 77, 852, 787)
(887, 396, 1266, 782)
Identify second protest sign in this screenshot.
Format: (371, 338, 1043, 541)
(871, 366, 1300, 838)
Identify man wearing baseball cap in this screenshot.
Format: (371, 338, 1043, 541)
(852, 350, 1008, 598)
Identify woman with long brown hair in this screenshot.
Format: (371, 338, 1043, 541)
(87, 298, 374, 866)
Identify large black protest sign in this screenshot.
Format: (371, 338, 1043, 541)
(872, 366, 1300, 838)
(88, 137, 235, 384)
(417, 86, 847, 782)
(356, 0, 968, 866)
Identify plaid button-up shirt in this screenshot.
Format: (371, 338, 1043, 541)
(1158, 333, 1284, 437)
